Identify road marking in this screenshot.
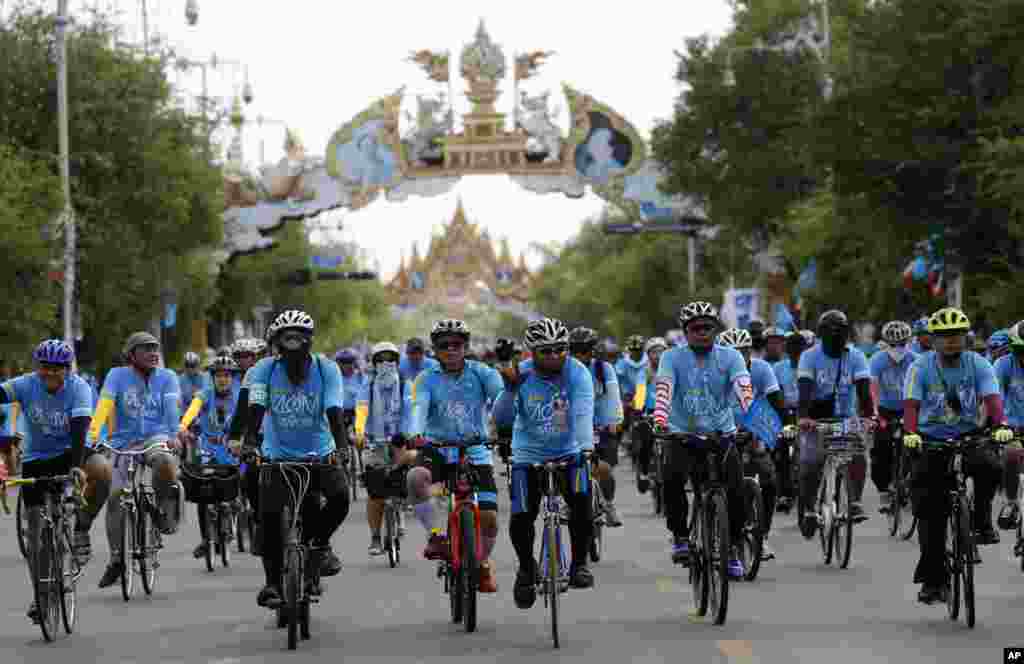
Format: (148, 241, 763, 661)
(717, 640, 755, 663)
(656, 577, 677, 593)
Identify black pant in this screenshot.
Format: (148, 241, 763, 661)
(509, 467, 593, 573)
(663, 441, 745, 543)
(20, 451, 74, 507)
(258, 461, 349, 586)
(910, 445, 1001, 587)
(633, 417, 654, 476)
(773, 408, 797, 500)
(596, 429, 619, 467)
(870, 408, 903, 493)
(744, 446, 777, 534)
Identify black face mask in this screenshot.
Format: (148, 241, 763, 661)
(821, 328, 848, 358)
(280, 337, 312, 385)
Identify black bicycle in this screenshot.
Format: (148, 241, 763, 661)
(655, 431, 733, 625)
(181, 463, 241, 571)
(6, 473, 85, 642)
(261, 456, 334, 650)
(880, 417, 915, 539)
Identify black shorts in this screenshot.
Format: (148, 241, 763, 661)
(595, 430, 619, 466)
(418, 446, 498, 511)
(21, 450, 90, 507)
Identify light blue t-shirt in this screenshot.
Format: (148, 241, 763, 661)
(993, 355, 1024, 427)
(493, 357, 595, 465)
(399, 356, 440, 385)
(748, 358, 781, 401)
(356, 373, 413, 443)
(797, 344, 871, 419)
(655, 345, 749, 435)
(410, 360, 504, 466)
(772, 357, 800, 409)
(194, 385, 240, 462)
(587, 359, 624, 428)
(3, 373, 94, 462)
(100, 367, 182, 449)
(247, 354, 343, 461)
(905, 351, 999, 440)
(340, 371, 366, 410)
(869, 350, 918, 412)
(178, 371, 211, 409)
(615, 356, 647, 399)
(644, 361, 658, 411)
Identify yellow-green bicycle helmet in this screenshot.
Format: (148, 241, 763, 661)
(927, 307, 971, 333)
(1009, 321, 1024, 348)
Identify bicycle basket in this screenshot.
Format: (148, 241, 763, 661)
(181, 464, 241, 503)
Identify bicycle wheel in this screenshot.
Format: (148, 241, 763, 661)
(385, 505, 397, 569)
(139, 501, 156, 595)
(836, 472, 854, 570)
(547, 519, 560, 649)
(121, 507, 136, 601)
(818, 477, 834, 565)
(35, 518, 61, 642)
(946, 507, 961, 622)
(741, 478, 763, 581)
(16, 490, 28, 560)
(689, 498, 709, 617)
(448, 562, 463, 624)
(283, 545, 301, 650)
(236, 502, 248, 554)
(898, 452, 918, 540)
(460, 508, 478, 633)
(219, 506, 232, 568)
(707, 491, 730, 626)
(59, 520, 78, 634)
(956, 495, 975, 628)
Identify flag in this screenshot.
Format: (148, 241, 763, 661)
(774, 303, 796, 332)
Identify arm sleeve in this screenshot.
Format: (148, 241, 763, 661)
(400, 380, 415, 437)
(653, 354, 674, 425)
(228, 387, 249, 439)
(180, 395, 205, 431)
(730, 353, 753, 414)
(70, 416, 90, 468)
(89, 398, 115, 442)
(571, 363, 596, 450)
(355, 403, 369, 437)
(327, 407, 349, 450)
(797, 379, 814, 419)
(246, 404, 266, 448)
(855, 378, 874, 418)
(604, 365, 624, 424)
(633, 381, 647, 411)
(409, 374, 430, 436)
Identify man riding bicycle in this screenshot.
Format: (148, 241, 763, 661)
(1, 340, 113, 622)
(653, 301, 753, 579)
(772, 331, 808, 512)
(869, 321, 918, 514)
(178, 355, 242, 560)
(405, 319, 504, 594)
(902, 307, 1012, 604)
(493, 317, 597, 608)
(355, 341, 415, 557)
(90, 332, 185, 589)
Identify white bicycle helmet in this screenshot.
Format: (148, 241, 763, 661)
(678, 301, 721, 329)
(430, 319, 470, 342)
(718, 328, 752, 349)
(881, 321, 912, 345)
(208, 355, 238, 373)
(645, 336, 668, 353)
(232, 338, 260, 355)
(371, 341, 400, 361)
(183, 351, 201, 368)
(267, 309, 314, 339)
(523, 318, 569, 350)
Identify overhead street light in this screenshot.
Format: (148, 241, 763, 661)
(185, 0, 198, 26)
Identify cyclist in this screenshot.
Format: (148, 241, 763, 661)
(718, 328, 784, 559)
(0, 394, 21, 490)
(90, 332, 185, 589)
(995, 322, 1024, 532)
(869, 321, 917, 514)
(226, 340, 267, 556)
(902, 307, 1012, 603)
(493, 317, 597, 607)
(405, 319, 504, 594)
(355, 341, 415, 556)
(240, 309, 351, 608)
(763, 327, 786, 364)
(335, 349, 365, 432)
(400, 337, 439, 384)
(910, 317, 932, 355)
(1, 341, 113, 620)
(493, 338, 519, 465)
(633, 337, 668, 493)
(602, 339, 621, 367)
(617, 335, 647, 438)
(178, 355, 241, 560)
(569, 327, 624, 528)
(987, 329, 1011, 364)
(178, 351, 211, 410)
(231, 339, 262, 383)
(792, 310, 874, 539)
(653, 302, 752, 578)
(773, 331, 807, 512)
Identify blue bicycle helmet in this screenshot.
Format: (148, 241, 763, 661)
(335, 348, 358, 364)
(988, 329, 1010, 351)
(33, 339, 74, 366)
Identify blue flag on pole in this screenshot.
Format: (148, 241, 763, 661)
(735, 399, 783, 449)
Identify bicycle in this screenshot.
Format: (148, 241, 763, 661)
(919, 431, 992, 629)
(379, 462, 408, 569)
(880, 416, 915, 539)
(180, 463, 241, 571)
(812, 418, 866, 570)
(633, 414, 664, 516)
(97, 441, 171, 601)
(5, 473, 85, 642)
(429, 439, 497, 634)
(260, 454, 334, 651)
(735, 430, 764, 582)
(654, 431, 733, 626)
(527, 452, 586, 649)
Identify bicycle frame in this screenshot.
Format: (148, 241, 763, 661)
(815, 420, 864, 534)
(537, 460, 572, 592)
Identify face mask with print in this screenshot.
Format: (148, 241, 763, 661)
(887, 347, 907, 364)
(376, 361, 398, 385)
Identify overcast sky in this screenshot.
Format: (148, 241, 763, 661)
(30, 0, 734, 278)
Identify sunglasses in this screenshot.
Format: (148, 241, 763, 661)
(436, 341, 466, 352)
(535, 345, 568, 357)
(688, 324, 716, 334)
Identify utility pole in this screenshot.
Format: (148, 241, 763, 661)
(56, 0, 75, 369)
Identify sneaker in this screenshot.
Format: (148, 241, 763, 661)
(478, 560, 498, 593)
(728, 547, 745, 579)
(72, 529, 92, 562)
(671, 536, 690, 564)
(760, 539, 776, 561)
(98, 561, 124, 589)
(513, 566, 537, 609)
(998, 502, 1021, 530)
(423, 530, 449, 561)
(917, 584, 945, 604)
(776, 496, 794, 513)
(878, 491, 892, 514)
(192, 542, 210, 559)
(800, 513, 820, 540)
(368, 537, 384, 556)
(569, 563, 594, 589)
(319, 548, 343, 576)
(27, 602, 40, 624)
(849, 502, 868, 523)
(257, 584, 282, 607)
(604, 503, 623, 528)
(637, 474, 650, 494)
(975, 525, 1000, 545)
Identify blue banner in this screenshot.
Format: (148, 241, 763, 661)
(162, 302, 177, 329)
(735, 398, 783, 449)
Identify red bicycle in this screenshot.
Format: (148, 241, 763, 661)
(427, 439, 496, 634)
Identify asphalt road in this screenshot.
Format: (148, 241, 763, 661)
(2, 456, 1022, 664)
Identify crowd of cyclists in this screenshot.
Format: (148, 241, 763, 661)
(4, 298, 1024, 636)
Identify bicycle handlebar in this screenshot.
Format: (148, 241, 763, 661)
(528, 450, 594, 471)
(94, 441, 171, 456)
(920, 430, 997, 451)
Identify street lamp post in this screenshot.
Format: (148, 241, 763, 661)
(56, 0, 74, 364)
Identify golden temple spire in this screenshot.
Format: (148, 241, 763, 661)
(499, 236, 513, 265)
